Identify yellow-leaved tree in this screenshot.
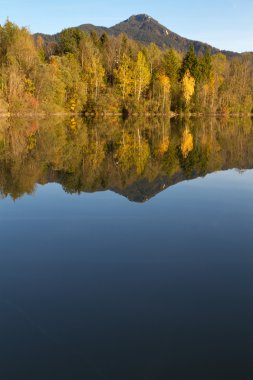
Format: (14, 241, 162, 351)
(133, 52, 151, 101)
(182, 70, 195, 104)
(114, 54, 133, 99)
(83, 55, 105, 101)
(158, 74, 171, 110)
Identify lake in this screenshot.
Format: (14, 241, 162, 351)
(1, 116, 253, 379)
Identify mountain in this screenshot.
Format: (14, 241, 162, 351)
(106, 14, 224, 55)
(35, 14, 239, 57)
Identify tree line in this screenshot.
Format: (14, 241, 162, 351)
(0, 20, 252, 115)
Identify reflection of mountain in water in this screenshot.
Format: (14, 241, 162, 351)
(112, 173, 187, 202)
(0, 116, 252, 202)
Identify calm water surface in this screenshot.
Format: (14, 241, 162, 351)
(1, 117, 253, 379)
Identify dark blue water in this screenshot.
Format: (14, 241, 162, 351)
(1, 169, 253, 379)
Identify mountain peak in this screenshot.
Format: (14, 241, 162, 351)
(110, 14, 236, 56)
(127, 14, 154, 23)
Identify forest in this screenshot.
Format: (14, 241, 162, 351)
(0, 20, 252, 116)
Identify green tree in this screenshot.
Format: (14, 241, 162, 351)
(179, 46, 199, 81)
(199, 49, 213, 83)
(59, 28, 84, 56)
(163, 49, 181, 84)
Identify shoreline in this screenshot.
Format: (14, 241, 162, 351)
(0, 111, 252, 119)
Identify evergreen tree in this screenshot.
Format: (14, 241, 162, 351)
(179, 46, 199, 81)
(163, 49, 181, 84)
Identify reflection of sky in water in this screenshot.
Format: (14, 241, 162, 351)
(1, 168, 253, 379)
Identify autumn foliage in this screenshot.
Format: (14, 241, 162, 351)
(0, 21, 252, 115)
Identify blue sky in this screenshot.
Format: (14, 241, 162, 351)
(0, 0, 252, 52)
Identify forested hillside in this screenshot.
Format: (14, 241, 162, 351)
(36, 14, 240, 56)
(0, 20, 252, 115)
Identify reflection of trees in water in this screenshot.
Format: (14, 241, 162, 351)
(0, 116, 252, 201)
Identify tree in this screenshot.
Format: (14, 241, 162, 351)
(182, 70, 195, 105)
(2, 22, 38, 74)
(145, 43, 162, 76)
(79, 35, 94, 70)
(199, 49, 212, 83)
(179, 46, 199, 81)
(100, 33, 109, 47)
(35, 35, 46, 62)
(114, 54, 133, 99)
(83, 54, 105, 101)
(59, 28, 84, 56)
(158, 74, 171, 110)
(132, 52, 151, 101)
(33, 56, 66, 112)
(163, 49, 181, 84)
(58, 53, 87, 111)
